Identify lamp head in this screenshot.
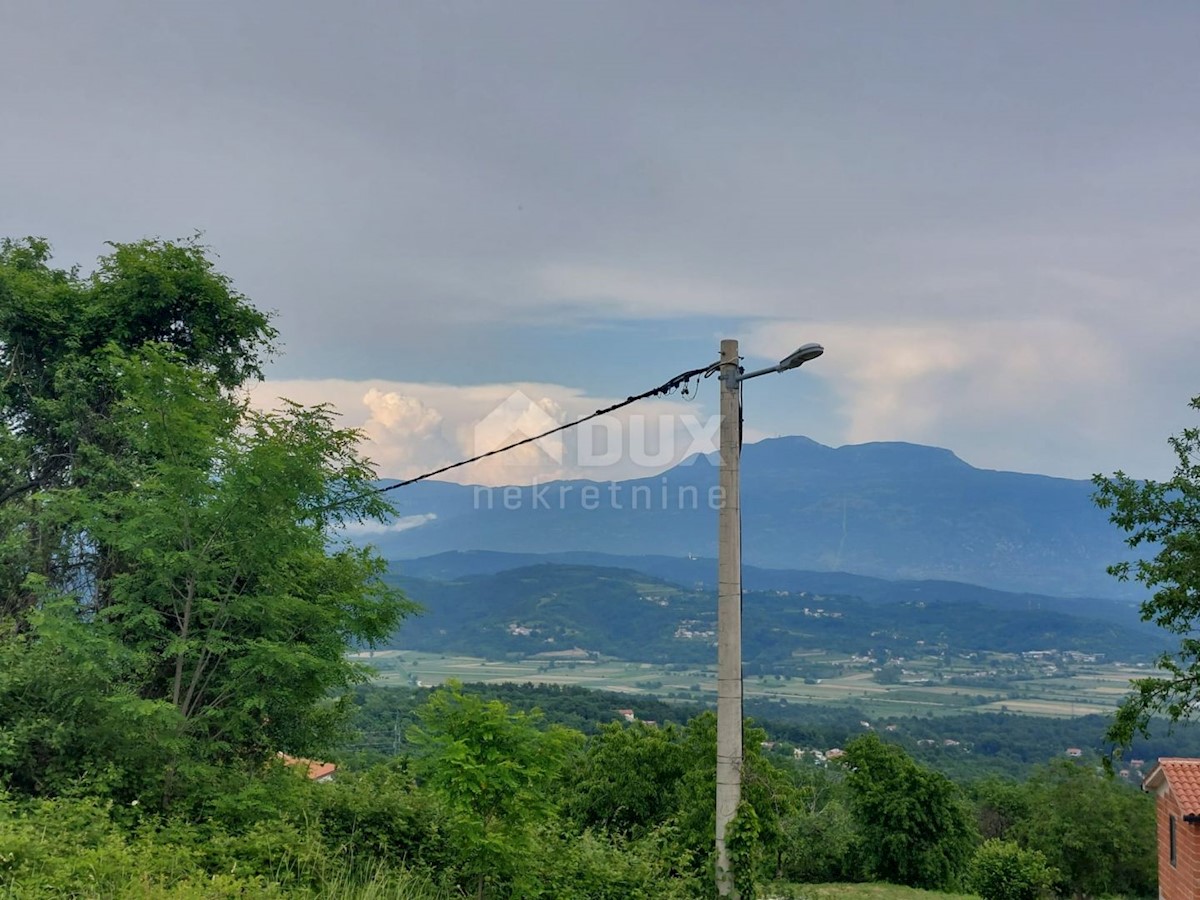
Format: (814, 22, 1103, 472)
(779, 342, 824, 371)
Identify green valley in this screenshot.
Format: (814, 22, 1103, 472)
(355, 647, 1151, 721)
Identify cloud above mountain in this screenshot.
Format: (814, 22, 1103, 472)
(251, 378, 729, 485)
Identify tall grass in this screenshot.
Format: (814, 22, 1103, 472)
(0, 796, 456, 899)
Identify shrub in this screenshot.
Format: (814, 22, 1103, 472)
(969, 839, 1054, 900)
(0, 792, 451, 899)
(525, 825, 699, 900)
(314, 762, 453, 871)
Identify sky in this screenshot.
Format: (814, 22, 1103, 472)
(3, 1, 1198, 486)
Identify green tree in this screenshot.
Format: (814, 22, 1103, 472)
(79, 348, 410, 763)
(1014, 760, 1155, 898)
(0, 236, 276, 616)
(971, 776, 1034, 841)
(566, 720, 689, 836)
(667, 713, 801, 895)
(777, 767, 864, 884)
(1, 242, 410, 805)
(842, 733, 977, 890)
(874, 662, 903, 685)
(408, 682, 581, 899)
(0, 598, 183, 800)
(968, 839, 1053, 900)
(1094, 395, 1200, 746)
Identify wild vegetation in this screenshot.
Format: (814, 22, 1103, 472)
(0, 237, 1189, 897)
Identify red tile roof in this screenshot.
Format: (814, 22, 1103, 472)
(1144, 758, 1200, 814)
(277, 752, 337, 781)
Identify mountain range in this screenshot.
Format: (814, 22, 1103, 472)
(372, 436, 1137, 599)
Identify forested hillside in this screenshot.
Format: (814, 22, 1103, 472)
(385, 563, 1165, 663)
(398, 550, 1147, 624)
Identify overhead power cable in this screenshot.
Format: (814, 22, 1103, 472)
(372, 359, 721, 497)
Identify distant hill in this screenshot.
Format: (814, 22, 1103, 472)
(393, 550, 1145, 625)
(370, 436, 1136, 598)
(385, 562, 1165, 664)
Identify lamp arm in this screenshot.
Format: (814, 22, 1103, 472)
(736, 364, 782, 383)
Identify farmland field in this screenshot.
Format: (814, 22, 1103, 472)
(352, 648, 1145, 719)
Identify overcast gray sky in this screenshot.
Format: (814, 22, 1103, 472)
(4, 1, 1198, 484)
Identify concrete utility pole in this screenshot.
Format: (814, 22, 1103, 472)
(715, 338, 743, 898)
(714, 337, 823, 899)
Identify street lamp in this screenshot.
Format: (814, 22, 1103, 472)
(715, 338, 823, 899)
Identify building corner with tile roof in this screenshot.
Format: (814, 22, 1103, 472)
(1144, 758, 1200, 899)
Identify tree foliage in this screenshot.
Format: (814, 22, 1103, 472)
(0, 599, 183, 799)
(968, 839, 1053, 900)
(1013, 761, 1155, 898)
(773, 766, 863, 884)
(1094, 395, 1200, 745)
(842, 733, 977, 890)
(562, 711, 810, 896)
(0, 238, 411, 808)
(971, 776, 1034, 841)
(408, 682, 581, 898)
(0, 237, 277, 617)
(566, 719, 690, 836)
(1, 346, 413, 803)
(77, 348, 409, 757)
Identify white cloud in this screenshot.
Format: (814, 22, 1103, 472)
(362, 390, 443, 435)
(249, 378, 723, 486)
(340, 513, 438, 536)
(742, 315, 1183, 478)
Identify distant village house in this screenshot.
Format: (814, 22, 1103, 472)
(277, 752, 337, 783)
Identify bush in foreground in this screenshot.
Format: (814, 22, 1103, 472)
(968, 839, 1053, 900)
